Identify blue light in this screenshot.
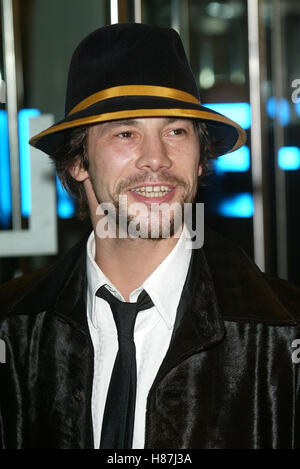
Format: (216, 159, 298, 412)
(266, 97, 290, 126)
(218, 193, 254, 218)
(56, 175, 76, 218)
(18, 108, 41, 216)
(266, 96, 276, 119)
(1, 109, 76, 223)
(295, 102, 300, 117)
(0, 111, 11, 227)
(204, 102, 251, 129)
(278, 146, 300, 170)
(215, 145, 250, 173)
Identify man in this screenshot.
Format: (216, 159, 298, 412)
(1, 23, 300, 449)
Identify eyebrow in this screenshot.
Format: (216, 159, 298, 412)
(102, 117, 189, 129)
(102, 120, 141, 129)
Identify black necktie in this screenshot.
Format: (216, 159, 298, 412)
(96, 285, 154, 449)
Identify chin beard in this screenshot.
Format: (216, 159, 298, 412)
(114, 187, 196, 240)
(91, 173, 198, 240)
(117, 211, 182, 240)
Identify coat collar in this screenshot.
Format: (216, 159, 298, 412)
(203, 225, 297, 325)
(9, 227, 90, 330)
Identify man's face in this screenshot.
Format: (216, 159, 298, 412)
(73, 117, 202, 238)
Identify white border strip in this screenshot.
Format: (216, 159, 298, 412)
(110, 0, 119, 24)
(0, 115, 58, 257)
(1, 0, 21, 229)
(247, 0, 265, 272)
(134, 0, 142, 23)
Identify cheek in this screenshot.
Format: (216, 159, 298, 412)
(178, 145, 200, 174)
(104, 155, 129, 180)
(89, 146, 132, 191)
(191, 145, 201, 174)
(105, 144, 139, 178)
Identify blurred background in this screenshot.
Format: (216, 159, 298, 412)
(0, 0, 299, 285)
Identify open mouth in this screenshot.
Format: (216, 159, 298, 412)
(129, 184, 175, 198)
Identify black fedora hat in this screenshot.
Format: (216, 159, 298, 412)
(29, 22, 246, 156)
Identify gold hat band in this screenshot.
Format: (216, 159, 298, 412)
(68, 85, 200, 116)
(29, 107, 247, 154)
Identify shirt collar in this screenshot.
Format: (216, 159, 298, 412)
(86, 224, 192, 330)
(141, 223, 192, 329)
(86, 233, 122, 329)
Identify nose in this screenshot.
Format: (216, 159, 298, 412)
(135, 133, 172, 172)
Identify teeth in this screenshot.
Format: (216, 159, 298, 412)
(132, 191, 168, 198)
(130, 185, 172, 196)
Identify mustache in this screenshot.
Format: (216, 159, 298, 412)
(114, 172, 188, 195)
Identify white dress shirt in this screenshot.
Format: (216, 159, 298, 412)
(86, 224, 192, 449)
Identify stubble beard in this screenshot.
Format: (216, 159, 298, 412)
(90, 172, 198, 240)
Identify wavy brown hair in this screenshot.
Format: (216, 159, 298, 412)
(51, 119, 219, 219)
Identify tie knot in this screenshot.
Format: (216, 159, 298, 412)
(96, 286, 154, 340)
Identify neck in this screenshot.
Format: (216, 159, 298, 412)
(93, 229, 181, 302)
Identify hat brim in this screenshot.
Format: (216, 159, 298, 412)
(29, 95, 247, 157)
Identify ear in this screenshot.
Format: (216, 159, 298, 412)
(68, 158, 89, 182)
(198, 164, 203, 177)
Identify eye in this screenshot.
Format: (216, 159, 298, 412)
(116, 131, 133, 138)
(169, 128, 186, 136)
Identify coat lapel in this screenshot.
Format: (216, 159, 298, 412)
(152, 245, 225, 388)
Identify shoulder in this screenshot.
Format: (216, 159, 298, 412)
(0, 226, 91, 321)
(203, 225, 300, 325)
(263, 274, 300, 321)
(0, 265, 53, 319)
